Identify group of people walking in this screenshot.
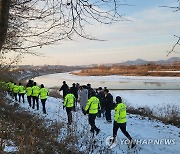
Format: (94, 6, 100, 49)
(1, 79, 136, 148)
(5, 80, 49, 114)
(60, 81, 136, 148)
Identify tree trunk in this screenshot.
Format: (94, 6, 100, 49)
(0, 0, 10, 52)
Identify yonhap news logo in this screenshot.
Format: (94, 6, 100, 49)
(105, 136, 176, 149)
(119, 138, 176, 145)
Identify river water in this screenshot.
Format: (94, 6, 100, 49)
(33, 72, 180, 107)
(33, 72, 180, 90)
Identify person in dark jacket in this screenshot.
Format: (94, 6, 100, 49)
(87, 83, 95, 99)
(59, 81, 69, 99)
(97, 87, 105, 118)
(104, 89, 113, 123)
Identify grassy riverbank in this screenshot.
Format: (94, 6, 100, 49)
(73, 64, 180, 77)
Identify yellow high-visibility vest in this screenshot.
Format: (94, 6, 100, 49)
(39, 88, 48, 99)
(19, 85, 25, 94)
(13, 85, 19, 93)
(64, 93, 75, 107)
(114, 103, 127, 123)
(85, 96, 101, 114)
(32, 86, 40, 97)
(9, 82, 14, 91)
(26, 87, 32, 96)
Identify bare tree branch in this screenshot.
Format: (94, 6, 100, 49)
(160, 0, 180, 56)
(0, 0, 129, 71)
(167, 35, 180, 56)
(160, 0, 180, 12)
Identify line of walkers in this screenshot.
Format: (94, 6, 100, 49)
(4, 80, 49, 114)
(1, 79, 136, 148)
(59, 81, 114, 123)
(60, 81, 136, 148)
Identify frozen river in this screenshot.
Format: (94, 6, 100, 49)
(34, 72, 180, 90)
(33, 72, 180, 108)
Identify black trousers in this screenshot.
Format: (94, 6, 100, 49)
(14, 93, 18, 101)
(41, 99, 47, 114)
(66, 107, 73, 125)
(113, 121, 132, 141)
(27, 96, 32, 107)
(105, 109, 112, 121)
(88, 114, 99, 133)
(32, 96, 39, 110)
(97, 108, 105, 118)
(82, 107, 86, 115)
(19, 93, 25, 103)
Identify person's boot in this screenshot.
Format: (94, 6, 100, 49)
(96, 128, 100, 135)
(67, 114, 72, 125)
(90, 128, 94, 134)
(110, 137, 115, 143)
(130, 140, 136, 148)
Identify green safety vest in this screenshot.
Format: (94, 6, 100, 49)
(64, 93, 75, 108)
(26, 87, 32, 96)
(114, 103, 127, 123)
(13, 85, 19, 93)
(32, 86, 40, 97)
(39, 88, 48, 99)
(19, 85, 25, 94)
(9, 82, 14, 91)
(85, 96, 101, 114)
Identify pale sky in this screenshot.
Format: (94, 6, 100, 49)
(20, 0, 180, 66)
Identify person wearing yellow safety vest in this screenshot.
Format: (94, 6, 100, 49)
(18, 83, 26, 103)
(63, 89, 75, 125)
(32, 82, 40, 110)
(26, 82, 33, 107)
(9, 81, 14, 96)
(13, 83, 19, 101)
(85, 91, 101, 135)
(39, 84, 49, 114)
(112, 96, 136, 148)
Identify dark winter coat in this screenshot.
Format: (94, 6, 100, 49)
(70, 86, 78, 99)
(104, 93, 113, 110)
(60, 83, 69, 98)
(97, 91, 105, 109)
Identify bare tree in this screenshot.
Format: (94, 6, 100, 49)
(0, 0, 10, 54)
(1, 0, 127, 51)
(0, 0, 128, 71)
(160, 0, 180, 55)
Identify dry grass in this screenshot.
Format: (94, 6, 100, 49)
(73, 63, 180, 77)
(0, 97, 81, 153)
(0, 87, 108, 153)
(126, 104, 180, 127)
(49, 87, 63, 99)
